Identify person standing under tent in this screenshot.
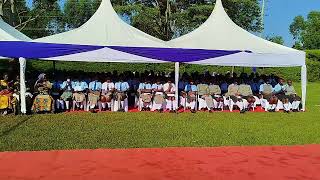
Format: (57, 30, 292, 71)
(181, 79, 197, 113)
(283, 80, 301, 112)
(151, 79, 165, 112)
(197, 80, 214, 112)
(32, 73, 54, 113)
(209, 80, 223, 111)
(114, 76, 129, 112)
(87, 76, 102, 112)
(101, 77, 115, 111)
(72, 77, 88, 111)
(59, 77, 73, 112)
(224, 79, 239, 112)
(0, 74, 13, 115)
(163, 78, 177, 113)
(138, 78, 153, 111)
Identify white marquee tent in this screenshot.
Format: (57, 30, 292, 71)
(0, 0, 307, 112)
(168, 0, 306, 110)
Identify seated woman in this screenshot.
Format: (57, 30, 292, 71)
(208, 80, 223, 111)
(164, 78, 177, 113)
(237, 81, 255, 113)
(32, 73, 54, 113)
(0, 74, 13, 115)
(151, 79, 165, 112)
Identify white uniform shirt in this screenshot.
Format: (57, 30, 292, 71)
(163, 83, 176, 96)
(102, 82, 115, 91)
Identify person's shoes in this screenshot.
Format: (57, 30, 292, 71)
(240, 109, 246, 114)
(209, 110, 213, 113)
(159, 109, 163, 113)
(146, 107, 151, 111)
(191, 109, 196, 113)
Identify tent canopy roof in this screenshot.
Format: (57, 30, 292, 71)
(168, 0, 302, 55)
(34, 0, 166, 48)
(0, 20, 31, 41)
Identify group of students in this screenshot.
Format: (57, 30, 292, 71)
(0, 70, 302, 115)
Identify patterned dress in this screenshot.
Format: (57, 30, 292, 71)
(32, 81, 53, 113)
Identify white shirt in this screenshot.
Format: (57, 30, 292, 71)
(163, 83, 176, 93)
(102, 82, 115, 91)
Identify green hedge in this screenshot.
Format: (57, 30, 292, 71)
(1, 50, 319, 81)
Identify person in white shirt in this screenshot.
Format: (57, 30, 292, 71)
(151, 79, 165, 112)
(101, 77, 115, 111)
(114, 76, 130, 112)
(138, 79, 153, 111)
(87, 76, 102, 112)
(72, 78, 88, 111)
(163, 78, 177, 113)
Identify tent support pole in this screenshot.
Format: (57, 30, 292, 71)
(175, 62, 179, 111)
(301, 65, 307, 111)
(19, 57, 27, 114)
(53, 61, 56, 76)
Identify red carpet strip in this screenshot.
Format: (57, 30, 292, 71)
(0, 145, 319, 180)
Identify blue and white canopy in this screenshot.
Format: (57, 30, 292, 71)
(0, 0, 249, 63)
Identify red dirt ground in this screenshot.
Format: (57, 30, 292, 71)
(1, 145, 320, 180)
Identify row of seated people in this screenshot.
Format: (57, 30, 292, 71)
(0, 71, 301, 115)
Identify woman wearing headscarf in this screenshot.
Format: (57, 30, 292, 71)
(31, 73, 54, 113)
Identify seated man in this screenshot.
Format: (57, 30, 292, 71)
(273, 78, 286, 111)
(197, 81, 214, 112)
(163, 78, 177, 113)
(224, 79, 239, 112)
(87, 76, 102, 112)
(59, 78, 73, 112)
(237, 80, 255, 113)
(32, 73, 54, 113)
(101, 77, 115, 111)
(138, 79, 153, 111)
(259, 80, 277, 112)
(208, 81, 223, 111)
(72, 78, 88, 111)
(52, 77, 63, 112)
(114, 76, 129, 112)
(181, 79, 197, 113)
(283, 80, 301, 112)
(151, 79, 165, 112)
(0, 74, 13, 115)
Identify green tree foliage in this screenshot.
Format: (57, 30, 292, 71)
(1, 0, 63, 39)
(290, 11, 320, 50)
(267, 35, 284, 45)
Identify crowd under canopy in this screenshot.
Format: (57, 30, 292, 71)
(0, 0, 307, 114)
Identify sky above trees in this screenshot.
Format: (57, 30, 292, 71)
(263, 0, 320, 47)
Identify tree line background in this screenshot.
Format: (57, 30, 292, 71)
(0, 0, 319, 81)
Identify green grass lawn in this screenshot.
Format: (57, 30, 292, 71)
(0, 83, 319, 152)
